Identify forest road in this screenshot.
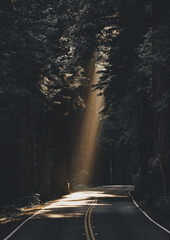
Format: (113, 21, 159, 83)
(3, 185, 170, 240)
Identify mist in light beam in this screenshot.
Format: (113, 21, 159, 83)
(73, 56, 103, 188)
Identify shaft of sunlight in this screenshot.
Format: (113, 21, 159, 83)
(74, 56, 103, 188)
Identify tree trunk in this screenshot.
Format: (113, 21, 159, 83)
(152, 0, 168, 195)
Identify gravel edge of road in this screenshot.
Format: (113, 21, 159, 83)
(0, 194, 70, 240)
(128, 191, 170, 235)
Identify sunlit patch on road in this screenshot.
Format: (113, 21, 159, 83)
(33, 186, 133, 220)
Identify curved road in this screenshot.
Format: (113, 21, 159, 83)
(3, 185, 170, 240)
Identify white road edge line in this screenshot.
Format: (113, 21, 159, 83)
(128, 191, 170, 235)
(3, 204, 50, 240)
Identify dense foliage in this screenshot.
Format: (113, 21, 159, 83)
(96, 0, 170, 220)
(0, 0, 99, 203)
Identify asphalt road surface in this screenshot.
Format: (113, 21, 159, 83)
(3, 185, 170, 240)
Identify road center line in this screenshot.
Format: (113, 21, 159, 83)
(84, 205, 91, 240)
(84, 198, 98, 240)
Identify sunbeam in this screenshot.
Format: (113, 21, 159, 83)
(73, 56, 103, 188)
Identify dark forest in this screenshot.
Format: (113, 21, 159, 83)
(0, 0, 170, 237)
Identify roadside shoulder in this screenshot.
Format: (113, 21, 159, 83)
(128, 190, 170, 234)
